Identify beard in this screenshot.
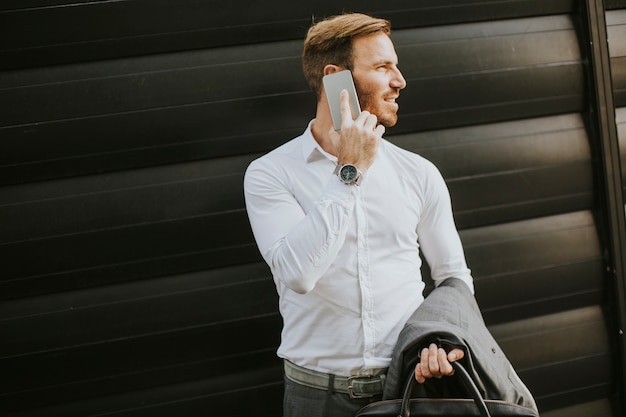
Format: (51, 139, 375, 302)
(354, 81, 400, 128)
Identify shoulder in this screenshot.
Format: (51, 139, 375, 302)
(244, 130, 311, 195)
(380, 139, 442, 177)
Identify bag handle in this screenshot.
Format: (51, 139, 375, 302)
(399, 361, 491, 417)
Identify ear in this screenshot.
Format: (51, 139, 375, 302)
(323, 64, 342, 76)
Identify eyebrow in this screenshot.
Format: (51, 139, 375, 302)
(372, 59, 397, 67)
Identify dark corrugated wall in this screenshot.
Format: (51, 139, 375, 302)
(1, 1, 625, 416)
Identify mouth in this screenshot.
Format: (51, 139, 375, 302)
(384, 96, 399, 108)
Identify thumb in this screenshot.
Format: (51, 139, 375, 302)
(448, 348, 464, 362)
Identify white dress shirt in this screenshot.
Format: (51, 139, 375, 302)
(244, 122, 473, 377)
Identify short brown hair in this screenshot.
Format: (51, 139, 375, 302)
(302, 13, 391, 101)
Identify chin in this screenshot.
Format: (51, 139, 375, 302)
(361, 102, 399, 127)
(380, 114, 398, 128)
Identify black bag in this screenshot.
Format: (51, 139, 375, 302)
(355, 361, 539, 417)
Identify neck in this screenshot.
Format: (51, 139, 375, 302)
(311, 100, 338, 156)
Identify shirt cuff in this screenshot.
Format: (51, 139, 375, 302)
(321, 174, 359, 209)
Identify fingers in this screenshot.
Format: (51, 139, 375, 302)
(335, 90, 380, 172)
(415, 344, 438, 383)
(374, 123, 385, 138)
(438, 347, 454, 376)
(415, 344, 463, 384)
(339, 89, 353, 130)
(415, 365, 426, 384)
(415, 349, 427, 383)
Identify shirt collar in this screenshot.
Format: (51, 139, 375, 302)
(302, 120, 337, 164)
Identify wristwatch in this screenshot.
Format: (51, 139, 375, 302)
(334, 163, 363, 186)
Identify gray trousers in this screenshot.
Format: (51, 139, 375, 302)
(282, 375, 382, 417)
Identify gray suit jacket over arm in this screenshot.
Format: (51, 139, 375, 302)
(383, 278, 538, 413)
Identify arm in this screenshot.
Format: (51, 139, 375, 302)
(244, 164, 357, 294)
(417, 161, 474, 292)
(244, 90, 383, 294)
(413, 163, 472, 382)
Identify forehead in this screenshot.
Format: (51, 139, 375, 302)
(351, 32, 398, 65)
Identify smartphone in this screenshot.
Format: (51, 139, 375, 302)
(322, 70, 361, 131)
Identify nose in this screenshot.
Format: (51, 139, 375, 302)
(391, 67, 406, 90)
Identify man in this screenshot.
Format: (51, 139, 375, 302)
(244, 13, 473, 417)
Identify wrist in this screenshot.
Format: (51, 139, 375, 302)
(334, 163, 363, 186)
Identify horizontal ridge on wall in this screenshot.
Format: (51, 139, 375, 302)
(1, 15, 585, 187)
(491, 305, 613, 411)
(1, 2, 624, 416)
(461, 211, 603, 324)
(0, 0, 577, 70)
(0, 210, 606, 414)
(0, 263, 282, 414)
(0, 154, 262, 299)
(394, 113, 593, 228)
(392, 15, 584, 132)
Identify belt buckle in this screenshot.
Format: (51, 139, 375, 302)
(347, 375, 374, 399)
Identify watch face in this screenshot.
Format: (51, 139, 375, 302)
(340, 164, 358, 182)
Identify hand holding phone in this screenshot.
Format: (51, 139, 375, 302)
(323, 70, 384, 174)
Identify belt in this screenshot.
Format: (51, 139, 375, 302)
(283, 360, 386, 399)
